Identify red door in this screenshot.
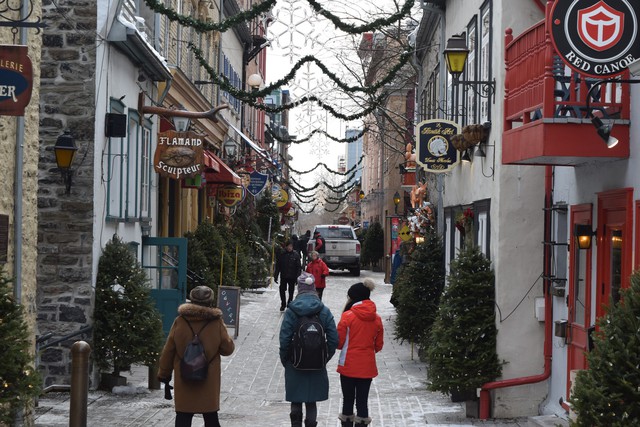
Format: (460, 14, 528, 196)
(567, 205, 592, 399)
(596, 189, 633, 320)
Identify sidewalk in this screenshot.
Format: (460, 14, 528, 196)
(35, 271, 528, 426)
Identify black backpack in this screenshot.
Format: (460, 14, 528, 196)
(289, 312, 328, 370)
(180, 317, 212, 382)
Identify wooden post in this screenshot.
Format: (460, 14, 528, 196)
(235, 244, 239, 280)
(220, 249, 224, 287)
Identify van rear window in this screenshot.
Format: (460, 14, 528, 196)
(315, 227, 355, 239)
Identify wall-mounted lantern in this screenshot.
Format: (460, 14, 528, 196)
(358, 190, 365, 201)
(393, 191, 401, 214)
(54, 130, 78, 195)
(444, 34, 496, 102)
(574, 224, 596, 250)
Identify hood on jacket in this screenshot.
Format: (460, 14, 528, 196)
(178, 303, 223, 320)
(349, 300, 377, 322)
(288, 293, 324, 317)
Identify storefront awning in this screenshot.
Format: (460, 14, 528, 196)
(203, 150, 220, 172)
(204, 151, 241, 186)
(224, 119, 276, 166)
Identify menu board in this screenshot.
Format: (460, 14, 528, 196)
(217, 286, 240, 338)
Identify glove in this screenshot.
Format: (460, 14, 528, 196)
(160, 378, 173, 400)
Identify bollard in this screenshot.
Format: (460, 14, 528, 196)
(69, 341, 91, 427)
(148, 365, 161, 390)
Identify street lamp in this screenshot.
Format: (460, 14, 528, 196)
(223, 138, 238, 161)
(443, 34, 496, 101)
(359, 190, 365, 201)
(54, 130, 78, 195)
(393, 191, 401, 215)
(247, 73, 263, 91)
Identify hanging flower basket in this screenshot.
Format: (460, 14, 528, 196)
(461, 124, 485, 145)
(451, 134, 472, 151)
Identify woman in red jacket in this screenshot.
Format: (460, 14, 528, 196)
(305, 251, 329, 300)
(336, 281, 383, 427)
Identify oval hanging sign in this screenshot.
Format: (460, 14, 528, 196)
(0, 45, 33, 116)
(550, 0, 640, 78)
(217, 185, 244, 207)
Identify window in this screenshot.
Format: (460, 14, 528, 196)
(107, 99, 127, 219)
(221, 54, 241, 112)
(140, 119, 152, 218)
(479, 1, 492, 121)
(465, 18, 478, 124)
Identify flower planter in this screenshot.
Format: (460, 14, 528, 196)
(100, 373, 127, 391)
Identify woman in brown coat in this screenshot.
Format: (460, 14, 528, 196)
(158, 286, 235, 427)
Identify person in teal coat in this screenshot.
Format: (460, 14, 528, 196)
(279, 272, 339, 427)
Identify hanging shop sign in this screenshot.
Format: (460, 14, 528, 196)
(153, 130, 204, 180)
(550, 0, 640, 78)
(0, 45, 33, 116)
(246, 170, 269, 196)
(274, 188, 289, 208)
(217, 185, 244, 207)
(415, 119, 460, 173)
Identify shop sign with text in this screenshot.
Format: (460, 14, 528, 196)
(551, 0, 640, 78)
(0, 45, 33, 116)
(153, 130, 204, 180)
(217, 185, 244, 207)
(246, 170, 269, 196)
(415, 119, 460, 173)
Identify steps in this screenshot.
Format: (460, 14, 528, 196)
(528, 415, 570, 427)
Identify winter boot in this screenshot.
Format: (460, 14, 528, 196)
(290, 412, 303, 427)
(354, 416, 372, 426)
(304, 421, 317, 427)
(338, 413, 355, 427)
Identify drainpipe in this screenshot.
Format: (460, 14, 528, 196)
(13, 0, 30, 304)
(479, 165, 553, 419)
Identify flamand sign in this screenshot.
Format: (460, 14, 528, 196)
(415, 119, 460, 173)
(550, 0, 640, 78)
(0, 45, 33, 116)
(153, 130, 204, 180)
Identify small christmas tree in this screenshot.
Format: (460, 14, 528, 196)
(393, 228, 445, 350)
(0, 270, 41, 424)
(570, 271, 640, 426)
(93, 236, 164, 378)
(256, 188, 281, 240)
(427, 246, 501, 397)
(362, 222, 384, 268)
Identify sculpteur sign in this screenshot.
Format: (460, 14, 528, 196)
(550, 0, 640, 78)
(153, 130, 204, 180)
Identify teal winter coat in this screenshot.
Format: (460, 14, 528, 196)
(279, 292, 339, 403)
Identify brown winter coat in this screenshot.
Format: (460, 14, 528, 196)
(158, 303, 235, 413)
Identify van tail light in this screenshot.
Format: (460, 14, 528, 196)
(356, 242, 361, 254)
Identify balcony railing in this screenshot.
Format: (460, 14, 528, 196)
(502, 16, 630, 166)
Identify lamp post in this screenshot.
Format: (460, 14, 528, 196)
(393, 191, 401, 215)
(54, 130, 78, 195)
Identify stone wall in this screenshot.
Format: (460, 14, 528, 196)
(37, 0, 97, 386)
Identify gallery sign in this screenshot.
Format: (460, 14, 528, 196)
(550, 0, 640, 78)
(415, 119, 460, 173)
(153, 130, 204, 180)
(0, 45, 33, 116)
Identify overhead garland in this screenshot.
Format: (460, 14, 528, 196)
(267, 127, 366, 145)
(281, 154, 364, 176)
(144, 0, 414, 35)
(189, 43, 412, 102)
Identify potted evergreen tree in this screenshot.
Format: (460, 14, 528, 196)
(427, 246, 501, 415)
(93, 236, 164, 390)
(362, 222, 384, 271)
(393, 228, 445, 360)
(0, 270, 41, 425)
(570, 271, 640, 426)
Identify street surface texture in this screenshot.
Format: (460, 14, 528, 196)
(35, 270, 528, 426)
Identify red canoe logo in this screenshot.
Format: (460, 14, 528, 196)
(578, 1, 625, 51)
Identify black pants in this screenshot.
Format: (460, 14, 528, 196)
(291, 401, 317, 422)
(340, 375, 372, 418)
(175, 411, 220, 427)
(279, 277, 296, 305)
(316, 287, 324, 300)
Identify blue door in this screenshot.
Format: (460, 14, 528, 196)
(142, 236, 187, 336)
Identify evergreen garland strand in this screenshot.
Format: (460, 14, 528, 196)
(143, 0, 275, 34)
(266, 127, 366, 144)
(283, 154, 364, 176)
(306, 0, 415, 34)
(189, 42, 407, 111)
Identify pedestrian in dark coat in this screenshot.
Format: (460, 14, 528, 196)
(336, 282, 383, 427)
(279, 272, 339, 427)
(297, 230, 311, 266)
(274, 240, 302, 311)
(158, 286, 235, 427)
(305, 251, 329, 300)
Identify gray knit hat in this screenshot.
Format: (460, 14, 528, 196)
(189, 286, 214, 306)
(296, 272, 316, 294)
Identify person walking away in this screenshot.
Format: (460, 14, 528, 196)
(274, 240, 302, 311)
(158, 286, 235, 427)
(279, 272, 339, 427)
(305, 251, 329, 300)
(313, 231, 325, 254)
(291, 234, 300, 257)
(297, 230, 311, 267)
(337, 282, 383, 427)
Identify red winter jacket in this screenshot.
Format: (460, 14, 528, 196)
(305, 258, 329, 289)
(336, 300, 383, 379)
